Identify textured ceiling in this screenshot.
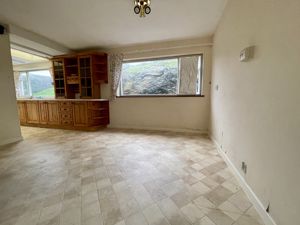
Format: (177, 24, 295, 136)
(0, 0, 227, 50)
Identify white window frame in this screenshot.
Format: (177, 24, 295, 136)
(118, 54, 204, 97)
(17, 69, 54, 99)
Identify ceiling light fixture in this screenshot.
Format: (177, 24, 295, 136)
(134, 0, 151, 17)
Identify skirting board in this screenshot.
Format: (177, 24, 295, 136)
(108, 125, 208, 134)
(210, 135, 277, 225)
(0, 136, 23, 146)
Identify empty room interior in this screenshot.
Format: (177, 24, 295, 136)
(0, 0, 299, 225)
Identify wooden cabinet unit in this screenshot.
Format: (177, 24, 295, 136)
(17, 99, 109, 131)
(87, 101, 110, 126)
(51, 52, 108, 99)
(18, 52, 109, 131)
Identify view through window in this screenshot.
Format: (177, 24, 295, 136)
(11, 48, 55, 99)
(18, 70, 54, 98)
(119, 55, 202, 96)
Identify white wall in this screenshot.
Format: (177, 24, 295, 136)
(0, 32, 22, 145)
(102, 37, 213, 133)
(211, 0, 300, 224)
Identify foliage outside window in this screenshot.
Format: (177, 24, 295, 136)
(17, 70, 55, 99)
(119, 55, 202, 96)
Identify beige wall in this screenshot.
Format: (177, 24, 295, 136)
(13, 61, 52, 72)
(102, 38, 213, 133)
(0, 33, 22, 145)
(211, 0, 300, 224)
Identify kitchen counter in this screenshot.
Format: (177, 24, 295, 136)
(17, 99, 110, 131)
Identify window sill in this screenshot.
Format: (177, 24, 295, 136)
(116, 95, 205, 98)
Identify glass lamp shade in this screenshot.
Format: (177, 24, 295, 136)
(144, 6, 151, 14)
(134, 5, 141, 14)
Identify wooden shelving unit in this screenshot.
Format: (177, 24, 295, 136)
(51, 52, 108, 99)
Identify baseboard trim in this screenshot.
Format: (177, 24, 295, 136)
(210, 135, 277, 225)
(0, 136, 23, 146)
(108, 125, 208, 134)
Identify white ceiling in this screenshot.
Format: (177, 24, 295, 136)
(0, 0, 227, 50)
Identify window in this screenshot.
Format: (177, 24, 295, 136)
(119, 54, 203, 97)
(17, 70, 55, 99)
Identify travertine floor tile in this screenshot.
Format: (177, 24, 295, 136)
(125, 211, 148, 225)
(142, 204, 170, 225)
(180, 203, 205, 223)
(0, 127, 265, 225)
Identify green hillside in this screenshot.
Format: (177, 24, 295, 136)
(32, 87, 55, 98)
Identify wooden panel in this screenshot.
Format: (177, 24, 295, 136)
(73, 102, 87, 126)
(39, 102, 49, 124)
(48, 102, 60, 125)
(26, 101, 40, 124)
(17, 102, 27, 124)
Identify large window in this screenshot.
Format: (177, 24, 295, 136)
(119, 54, 203, 96)
(18, 70, 55, 99)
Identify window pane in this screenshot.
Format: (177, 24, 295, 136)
(28, 70, 55, 98)
(121, 58, 178, 95)
(18, 72, 30, 97)
(178, 56, 200, 95)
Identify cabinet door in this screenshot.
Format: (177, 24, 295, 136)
(53, 59, 66, 98)
(26, 101, 40, 124)
(73, 102, 87, 126)
(79, 56, 92, 98)
(39, 102, 49, 124)
(48, 102, 60, 125)
(17, 102, 27, 124)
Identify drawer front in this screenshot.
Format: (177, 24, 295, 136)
(87, 101, 101, 108)
(60, 113, 73, 120)
(60, 106, 73, 112)
(61, 120, 73, 125)
(60, 102, 72, 107)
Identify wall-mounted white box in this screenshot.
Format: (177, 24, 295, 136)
(240, 46, 255, 62)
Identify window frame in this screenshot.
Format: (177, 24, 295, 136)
(17, 69, 55, 99)
(117, 53, 205, 98)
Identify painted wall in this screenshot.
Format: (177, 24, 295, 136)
(102, 37, 213, 133)
(210, 0, 300, 224)
(0, 32, 22, 145)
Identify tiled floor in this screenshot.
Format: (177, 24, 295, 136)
(0, 127, 264, 225)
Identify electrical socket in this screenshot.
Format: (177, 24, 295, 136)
(242, 161, 247, 174)
(266, 203, 270, 213)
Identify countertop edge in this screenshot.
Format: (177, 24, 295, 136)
(17, 99, 109, 102)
